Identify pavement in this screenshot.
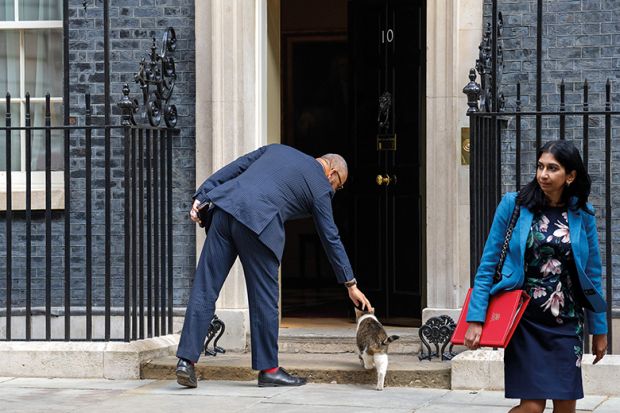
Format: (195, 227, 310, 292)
(0, 378, 619, 413)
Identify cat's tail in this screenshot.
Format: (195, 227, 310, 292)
(381, 335, 400, 346)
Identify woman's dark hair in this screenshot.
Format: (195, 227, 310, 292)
(517, 140, 592, 213)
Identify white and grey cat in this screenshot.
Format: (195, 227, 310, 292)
(355, 308, 400, 390)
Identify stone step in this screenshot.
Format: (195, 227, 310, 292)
(142, 353, 450, 389)
(277, 325, 421, 355)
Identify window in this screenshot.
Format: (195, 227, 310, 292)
(1, 0, 64, 171)
(0, 1, 64, 210)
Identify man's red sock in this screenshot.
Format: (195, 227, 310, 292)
(262, 367, 279, 374)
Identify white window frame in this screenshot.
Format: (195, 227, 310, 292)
(0, 0, 64, 211)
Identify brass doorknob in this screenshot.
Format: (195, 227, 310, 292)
(376, 174, 391, 186)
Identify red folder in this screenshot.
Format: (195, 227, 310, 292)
(451, 288, 531, 348)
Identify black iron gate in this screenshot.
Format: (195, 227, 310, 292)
(465, 0, 616, 353)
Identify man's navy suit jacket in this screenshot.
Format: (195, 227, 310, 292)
(193, 144, 354, 283)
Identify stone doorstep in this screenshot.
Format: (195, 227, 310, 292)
(277, 326, 422, 354)
(451, 349, 620, 397)
(141, 353, 451, 389)
(0, 334, 179, 380)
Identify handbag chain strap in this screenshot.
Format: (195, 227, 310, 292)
(493, 200, 521, 284)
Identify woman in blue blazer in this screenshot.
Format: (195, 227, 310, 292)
(464, 140, 607, 413)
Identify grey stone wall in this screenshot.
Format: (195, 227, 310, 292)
(0, 0, 196, 317)
(482, 0, 620, 307)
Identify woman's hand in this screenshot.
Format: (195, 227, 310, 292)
(592, 334, 607, 364)
(464, 322, 483, 350)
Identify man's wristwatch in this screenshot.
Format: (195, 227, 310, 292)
(344, 278, 357, 288)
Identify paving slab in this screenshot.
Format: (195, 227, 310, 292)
(263, 383, 448, 410)
(572, 395, 609, 412)
(86, 394, 264, 413)
(415, 403, 512, 413)
(245, 404, 413, 413)
(430, 389, 606, 412)
(436, 389, 515, 406)
(0, 377, 155, 391)
(594, 398, 620, 413)
(0, 387, 122, 413)
(130, 378, 296, 398)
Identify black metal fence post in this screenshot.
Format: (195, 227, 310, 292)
(124, 125, 132, 343)
(153, 130, 160, 337)
(583, 80, 589, 170)
(25, 93, 32, 341)
(463, 69, 481, 281)
(167, 129, 174, 334)
(605, 80, 613, 353)
(85, 93, 93, 340)
(45, 94, 52, 341)
(515, 83, 521, 190)
(5, 93, 12, 341)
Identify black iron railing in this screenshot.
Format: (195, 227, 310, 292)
(466, 75, 617, 354)
(0, 92, 177, 342)
(0, 25, 179, 342)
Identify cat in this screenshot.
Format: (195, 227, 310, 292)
(355, 307, 400, 390)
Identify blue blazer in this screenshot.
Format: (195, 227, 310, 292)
(193, 144, 354, 283)
(466, 192, 608, 335)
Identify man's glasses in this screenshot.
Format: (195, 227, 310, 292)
(332, 167, 344, 191)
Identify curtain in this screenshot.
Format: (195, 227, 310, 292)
(28, 29, 64, 171)
(1, 1, 15, 21)
(20, 0, 62, 21)
(23, 0, 64, 171)
(0, 10, 22, 170)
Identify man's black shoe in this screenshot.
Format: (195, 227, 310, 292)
(176, 358, 197, 388)
(257, 367, 307, 387)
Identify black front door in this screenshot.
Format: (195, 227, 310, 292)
(348, 0, 425, 323)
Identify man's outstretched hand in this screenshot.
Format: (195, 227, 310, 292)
(348, 286, 372, 312)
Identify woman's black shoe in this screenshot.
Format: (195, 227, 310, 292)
(257, 367, 307, 387)
(176, 358, 197, 388)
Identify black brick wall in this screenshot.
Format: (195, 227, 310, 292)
(481, 0, 620, 307)
(0, 0, 196, 311)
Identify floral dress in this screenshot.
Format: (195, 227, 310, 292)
(504, 206, 585, 400)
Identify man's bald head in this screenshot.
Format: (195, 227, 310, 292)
(319, 154, 348, 188)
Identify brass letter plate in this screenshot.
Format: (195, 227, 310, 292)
(377, 134, 397, 151)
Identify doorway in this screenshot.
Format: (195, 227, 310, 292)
(280, 0, 425, 325)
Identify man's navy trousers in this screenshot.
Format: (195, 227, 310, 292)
(176, 208, 280, 370)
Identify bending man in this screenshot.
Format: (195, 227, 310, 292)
(176, 144, 372, 388)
